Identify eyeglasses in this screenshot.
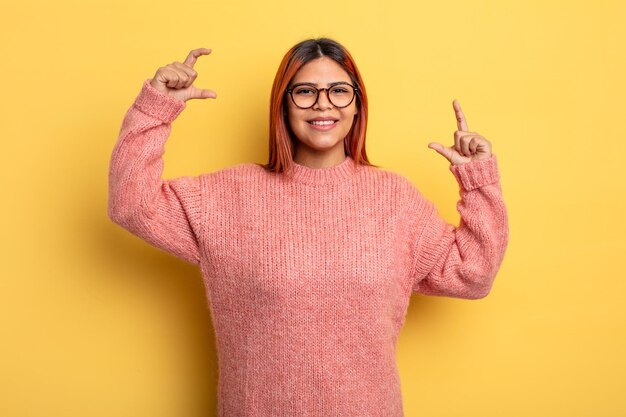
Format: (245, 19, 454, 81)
(286, 82, 358, 109)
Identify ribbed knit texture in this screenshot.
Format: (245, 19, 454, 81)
(108, 79, 509, 417)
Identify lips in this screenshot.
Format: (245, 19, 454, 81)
(308, 120, 336, 126)
(306, 117, 338, 131)
(307, 117, 338, 128)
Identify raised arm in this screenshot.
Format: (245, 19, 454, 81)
(411, 100, 509, 299)
(107, 48, 216, 265)
(411, 155, 509, 299)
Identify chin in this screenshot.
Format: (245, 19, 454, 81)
(304, 138, 343, 151)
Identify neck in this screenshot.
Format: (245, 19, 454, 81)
(288, 154, 357, 186)
(293, 144, 346, 169)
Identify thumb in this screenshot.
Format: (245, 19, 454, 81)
(189, 86, 217, 100)
(428, 142, 452, 162)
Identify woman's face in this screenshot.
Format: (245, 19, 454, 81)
(286, 57, 357, 159)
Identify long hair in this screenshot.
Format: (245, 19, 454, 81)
(261, 38, 377, 174)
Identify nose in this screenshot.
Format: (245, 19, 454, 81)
(312, 88, 333, 110)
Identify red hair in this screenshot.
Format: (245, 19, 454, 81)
(260, 38, 377, 174)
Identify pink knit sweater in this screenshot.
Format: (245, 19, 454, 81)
(108, 79, 509, 416)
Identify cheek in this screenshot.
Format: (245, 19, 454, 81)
(345, 101, 358, 118)
(341, 108, 357, 126)
(285, 107, 307, 142)
(286, 105, 302, 127)
(287, 113, 301, 135)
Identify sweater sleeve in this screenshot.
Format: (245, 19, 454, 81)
(410, 155, 509, 299)
(107, 79, 203, 265)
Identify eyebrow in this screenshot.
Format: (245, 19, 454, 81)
(289, 81, 351, 88)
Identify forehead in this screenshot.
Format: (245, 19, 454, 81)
(291, 57, 351, 85)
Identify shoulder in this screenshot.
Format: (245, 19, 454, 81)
(198, 162, 268, 185)
(357, 163, 424, 198)
(358, 164, 436, 222)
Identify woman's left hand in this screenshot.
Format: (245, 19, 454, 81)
(428, 99, 492, 165)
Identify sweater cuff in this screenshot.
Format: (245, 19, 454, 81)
(133, 78, 186, 123)
(449, 154, 500, 191)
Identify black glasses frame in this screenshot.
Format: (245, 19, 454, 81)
(286, 82, 359, 109)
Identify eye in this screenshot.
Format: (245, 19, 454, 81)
(330, 86, 350, 94)
(294, 87, 315, 95)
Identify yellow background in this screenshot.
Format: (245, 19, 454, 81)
(2, 0, 625, 416)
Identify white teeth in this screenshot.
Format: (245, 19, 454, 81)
(309, 120, 335, 126)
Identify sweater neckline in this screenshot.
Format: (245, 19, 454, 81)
(289, 155, 358, 185)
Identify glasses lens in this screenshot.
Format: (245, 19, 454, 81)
(328, 84, 355, 108)
(291, 85, 318, 108)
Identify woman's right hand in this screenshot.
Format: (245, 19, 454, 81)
(150, 48, 217, 102)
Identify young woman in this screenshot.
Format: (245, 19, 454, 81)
(108, 38, 509, 416)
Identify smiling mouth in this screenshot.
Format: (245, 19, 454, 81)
(308, 120, 337, 126)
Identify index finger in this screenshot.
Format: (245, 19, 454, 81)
(453, 99, 469, 131)
(183, 48, 212, 68)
